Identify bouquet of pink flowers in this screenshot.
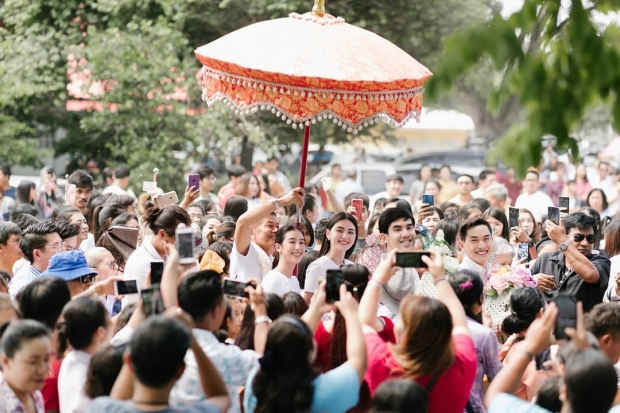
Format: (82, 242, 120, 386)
(484, 265, 537, 298)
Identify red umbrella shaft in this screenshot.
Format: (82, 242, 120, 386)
(298, 124, 311, 189)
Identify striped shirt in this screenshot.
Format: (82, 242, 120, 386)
(9, 264, 42, 297)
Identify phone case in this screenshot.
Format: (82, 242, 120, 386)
(351, 199, 363, 220)
(188, 174, 200, 191)
(157, 192, 179, 208)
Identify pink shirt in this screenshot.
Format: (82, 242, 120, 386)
(364, 327, 477, 413)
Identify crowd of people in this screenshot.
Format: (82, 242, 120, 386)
(0, 155, 620, 413)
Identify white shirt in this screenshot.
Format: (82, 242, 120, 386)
(230, 242, 272, 283)
(448, 194, 472, 207)
(102, 185, 137, 198)
(304, 256, 353, 294)
(80, 233, 96, 254)
(261, 270, 301, 296)
(58, 350, 91, 413)
(460, 255, 490, 279)
(514, 191, 554, 222)
(334, 179, 365, 204)
(123, 236, 163, 306)
(170, 328, 260, 413)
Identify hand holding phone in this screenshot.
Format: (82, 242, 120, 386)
(325, 270, 343, 303)
(559, 197, 570, 213)
(395, 252, 431, 268)
(509, 207, 519, 229)
(351, 199, 363, 221)
(114, 280, 139, 296)
(176, 225, 195, 265)
(150, 262, 164, 285)
(188, 174, 201, 192)
(548, 207, 560, 226)
(321, 176, 332, 191)
(422, 194, 434, 209)
(554, 294, 576, 341)
(222, 279, 257, 298)
(142, 287, 165, 317)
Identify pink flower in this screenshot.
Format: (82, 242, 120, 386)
(504, 271, 524, 287)
(489, 274, 509, 295)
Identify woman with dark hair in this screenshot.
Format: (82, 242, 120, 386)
(303, 212, 357, 303)
(193, 198, 218, 216)
(93, 203, 126, 244)
(603, 220, 620, 302)
(243, 289, 367, 413)
(214, 221, 236, 243)
(236, 293, 285, 351)
(123, 203, 190, 299)
(16, 180, 36, 206)
(258, 173, 274, 202)
(84, 344, 125, 399)
(282, 292, 308, 316)
(287, 215, 314, 248)
(302, 195, 320, 225)
(421, 207, 445, 236)
(203, 241, 232, 276)
(448, 269, 502, 413)
(105, 194, 136, 214)
(203, 215, 223, 240)
(586, 188, 612, 217)
(57, 297, 111, 412)
(111, 213, 139, 229)
(223, 195, 248, 221)
(187, 203, 205, 227)
(370, 379, 428, 413)
(500, 287, 550, 401)
(236, 173, 262, 209)
(436, 219, 460, 253)
(37, 166, 63, 219)
(0, 320, 52, 413)
(458, 203, 483, 222)
(262, 226, 305, 296)
(360, 250, 476, 413)
(298, 249, 319, 290)
(52, 205, 90, 250)
(511, 208, 542, 250)
(482, 207, 510, 240)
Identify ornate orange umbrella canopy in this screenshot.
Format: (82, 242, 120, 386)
(195, 0, 432, 184)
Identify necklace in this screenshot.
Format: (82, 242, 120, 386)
(132, 399, 169, 406)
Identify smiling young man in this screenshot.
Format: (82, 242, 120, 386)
(376, 207, 419, 317)
(458, 218, 493, 279)
(532, 212, 610, 312)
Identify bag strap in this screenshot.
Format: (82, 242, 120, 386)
(425, 373, 440, 392)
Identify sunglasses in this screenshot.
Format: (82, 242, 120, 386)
(79, 274, 96, 284)
(573, 234, 595, 244)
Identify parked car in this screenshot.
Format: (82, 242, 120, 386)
(308, 163, 397, 196)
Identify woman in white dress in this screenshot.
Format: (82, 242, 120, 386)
(262, 225, 306, 296)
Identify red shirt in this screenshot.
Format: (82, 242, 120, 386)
(314, 316, 395, 372)
(42, 354, 63, 411)
(364, 327, 477, 413)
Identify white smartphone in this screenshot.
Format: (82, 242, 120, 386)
(157, 191, 179, 208)
(322, 176, 332, 191)
(176, 225, 195, 264)
(114, 280, 139, 296)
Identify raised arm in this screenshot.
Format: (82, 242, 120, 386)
(235, 188, 305, 255)
(422, 252, 470, 336)
(546, 220, 600, 283)
(246, 283, 269, 355)
(191, 332, 230, 412)
(301, 282, 334, 333)
(336, 284, 367, 382)
(359, 250, 398, 332)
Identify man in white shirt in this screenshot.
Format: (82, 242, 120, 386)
(103, 164, 136, 198)
(335, 168, 365, 204)
(458, 218, 493, 279)
(371, 174, 407, 211)
(471, 170, 498, 199)
(230, 188, 304, 282)
(449, 174, 475, 206)
(591, 161, 616, 199)
(196, 165, 219, 204)
(514, 170, 554, 222)
(266, 157, 291, 194)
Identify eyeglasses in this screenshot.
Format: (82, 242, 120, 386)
(79, 274, 96, 284)
(573, 234, 596, 244)
(100, 260, 119, 271)
(41, 242, 65, 251)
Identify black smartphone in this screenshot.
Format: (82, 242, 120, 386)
(422, 194, 434, 208)
(222, 279, 256, 298)
(548, 206, 560, 226)
(142, 287, 165, 317)
(114, 280, 139, 296)
(559, 197, 570, 213)
(150, 262, 164, 285)
(395, 252, 431, 268)
(554, 294, 576, 341)
(325, 269, 344, 304)
(509, 207, 519, 228)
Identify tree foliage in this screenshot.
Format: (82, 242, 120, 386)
(427, 0, 620, 173)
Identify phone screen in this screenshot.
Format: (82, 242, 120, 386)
(115, 280, 139, 295)
(518, 243, 529, 262)
(554, 294, 576, 340)
(509, 207, 519, 228)
(150, 262, 164, 285)
(325, 270, 343, 303)
(142, 287, 165, 317)
(548, 207, 560, 225)
(176, 230, 195, 261)
(351, 199, 363, 221)
(559, 197, 570, 213)
(422, 194, 434, 207)
(222, 279, 250, 298)
(395, 252, 430, 268)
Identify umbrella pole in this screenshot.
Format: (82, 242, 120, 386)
(298, 124, 312, 190)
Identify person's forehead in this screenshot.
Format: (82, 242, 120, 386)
(389, 217, 413, 228)
(569, 226, 594, 235)
(466, 225, 491, 238)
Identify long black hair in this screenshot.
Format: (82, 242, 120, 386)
(271, 225, 305, 269)
(448, 269, 484, 323)
(252, 315, 317, 413)
(236, 293, 285, 351)
(318, 212, 358, 260)
(502, 287, 545, 335)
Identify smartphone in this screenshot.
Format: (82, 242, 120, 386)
(554, 294, 576, 341)
(422, 194, 434, 209)
(509, 207, 519, 229)
(188, 174, 200, 192)
(222, 279, 256, 298)
(114, 280, 139, 296)
(395, 252, 431, 268)
(322, 176, 332, 191)
(157, 191, 179, 208)
(325, 269, 344, 304)
(351, 199, 363, 221)
(65, 184, 76, 205)
(518, 243, 529, 263)
(559, 196, 570, 213)
(142, 287, 165, 317)
(548, 206, 560, 226)
(176, 226, 195, 265)
(150, 262, 164, 285)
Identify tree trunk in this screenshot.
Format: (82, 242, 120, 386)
(239, 135, 254, 171)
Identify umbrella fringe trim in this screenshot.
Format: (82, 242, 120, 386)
(204, 92, 422, 134)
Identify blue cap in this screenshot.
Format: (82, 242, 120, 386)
(41, 250, 97, 282)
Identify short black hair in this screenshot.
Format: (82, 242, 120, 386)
(456, 174, 474, 184)
(11, 214, 38, 231)
(525, 170, 540, 179)
(378, 208, 414, 235)
(0, 222, 21, 245)
(564, 349, 617, 413)
(130, 317, 191, 387)
(458, 217, 492, 242)
(344, 193, 369, 210)
(68, 169, 94, 190)
(177, 270, 224, 322)
(85, 344, 125, 398)
(16, 277, 71, 330)
(0, 165, 11, 177)
(57, 297, 108, 355)
(114, 165, 130, 179)
(102, 167, 114, 182)
(563, 212, 596, 235)
(586, 303, 620, 338)
(385, 174, 404, 184)
(1, 319, 50, 358)
(46, 219, 80, 240)
(227, 164, 246, 179)
(371, 379, 428, 413)
(20, 221, 60, 263)
(196, 165, 216, 180)
(478, 170, 495, 181)
(10, 204, 38, 220)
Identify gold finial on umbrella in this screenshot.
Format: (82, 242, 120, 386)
(312, 0, 325, 16)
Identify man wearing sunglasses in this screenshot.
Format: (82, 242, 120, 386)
(532, 212, 611, 312)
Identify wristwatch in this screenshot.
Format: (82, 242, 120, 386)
(559, 239, 570, 251)
(271, 199, 280, 211)
(254, 315, 272, 325)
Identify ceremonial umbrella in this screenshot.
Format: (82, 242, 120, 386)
(194, 0, 433, 189)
